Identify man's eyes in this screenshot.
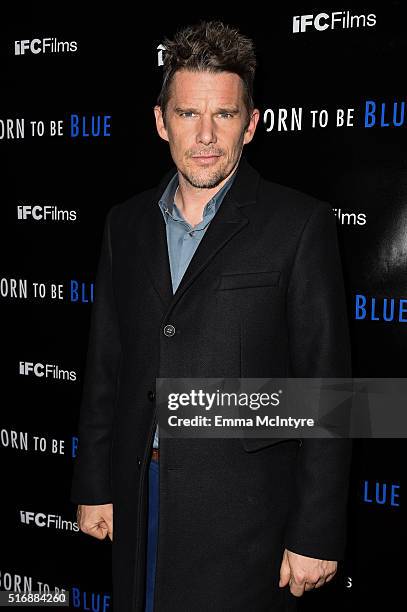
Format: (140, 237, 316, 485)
(179, 112, 234, 119)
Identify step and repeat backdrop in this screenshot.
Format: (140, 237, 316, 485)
(1, 2, 405, 610)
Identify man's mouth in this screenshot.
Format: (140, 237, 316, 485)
(191, 154, 221, 164)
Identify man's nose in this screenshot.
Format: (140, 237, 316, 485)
(196, 115, 217, 145)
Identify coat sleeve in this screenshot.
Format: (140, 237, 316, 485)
(283, 201, 353, 561)
(70, 207, 122, 505)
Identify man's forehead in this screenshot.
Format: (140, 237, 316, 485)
(170, 70, 243, 104)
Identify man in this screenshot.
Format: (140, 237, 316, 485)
(71, 20, 353, 612)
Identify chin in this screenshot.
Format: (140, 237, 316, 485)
(183, 165, 229, 190)
(188, 174, 225, 189)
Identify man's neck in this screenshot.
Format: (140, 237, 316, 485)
(174, 166, 237, 225)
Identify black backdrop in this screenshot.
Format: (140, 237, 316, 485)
(1, 2, 405, 610)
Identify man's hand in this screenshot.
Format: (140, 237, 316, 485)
(76, 504, 113, 541)
(279, 548, 337, 597)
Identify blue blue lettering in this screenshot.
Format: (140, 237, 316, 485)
(364, 100, 406, 128)
(72, 436, 78, 458)
(390, 484, 400, 507)
(70, 114, 79, 137)
(370, 297, 379, 321)
(363, 480, 372, 503)
(69, 281, 94, 303)
(364, 100, 376, 127)
(363, 480, 401, 506)
(69, 115, 112, 138)
(355, 294, 366, 319)
(383, 297, 394, 322)
(399, 299, 407, 322)
(393, 101, 405, 127)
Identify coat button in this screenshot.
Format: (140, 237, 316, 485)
(147, 390, 155, 401)
(163, 324, 176, 337)
(137, 456, 142, 467)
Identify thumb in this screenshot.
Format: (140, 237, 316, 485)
(279, 550, 291, 588)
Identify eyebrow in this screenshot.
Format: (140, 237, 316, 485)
(174, 106, 240, 114)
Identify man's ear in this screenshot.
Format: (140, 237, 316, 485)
(243, 108, 260, 145)
(154, 105, 169, 142)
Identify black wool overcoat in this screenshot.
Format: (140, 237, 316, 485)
(70, 155, 353, 612)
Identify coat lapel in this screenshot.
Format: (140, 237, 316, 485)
(135, 155, 260, 314)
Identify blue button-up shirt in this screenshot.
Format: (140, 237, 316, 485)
(153, 168, 237, 448)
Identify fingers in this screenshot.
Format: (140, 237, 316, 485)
(289, 575, 323, 597)
(76, 504, 114, 541)
(303, 577, 325, 591)
(288, 570, 337, 596)
(280, 551, 338, 597)
(288, 574, 308, 597)
(313, 577, 327, 589)
(80, 518, 110, 540)
(93, 520, 110, 540)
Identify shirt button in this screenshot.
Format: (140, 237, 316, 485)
(147, 390, 155, 401)
(163, 324, 176, 337)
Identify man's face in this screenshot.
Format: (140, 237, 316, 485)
(154, 70, 259, 189)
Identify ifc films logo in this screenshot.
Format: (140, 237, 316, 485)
(293, 11, 376, 33)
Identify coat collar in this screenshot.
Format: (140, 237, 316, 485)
(135, 153, 260, 313)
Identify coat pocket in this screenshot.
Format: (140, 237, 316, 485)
(218, 270, 281, 290)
